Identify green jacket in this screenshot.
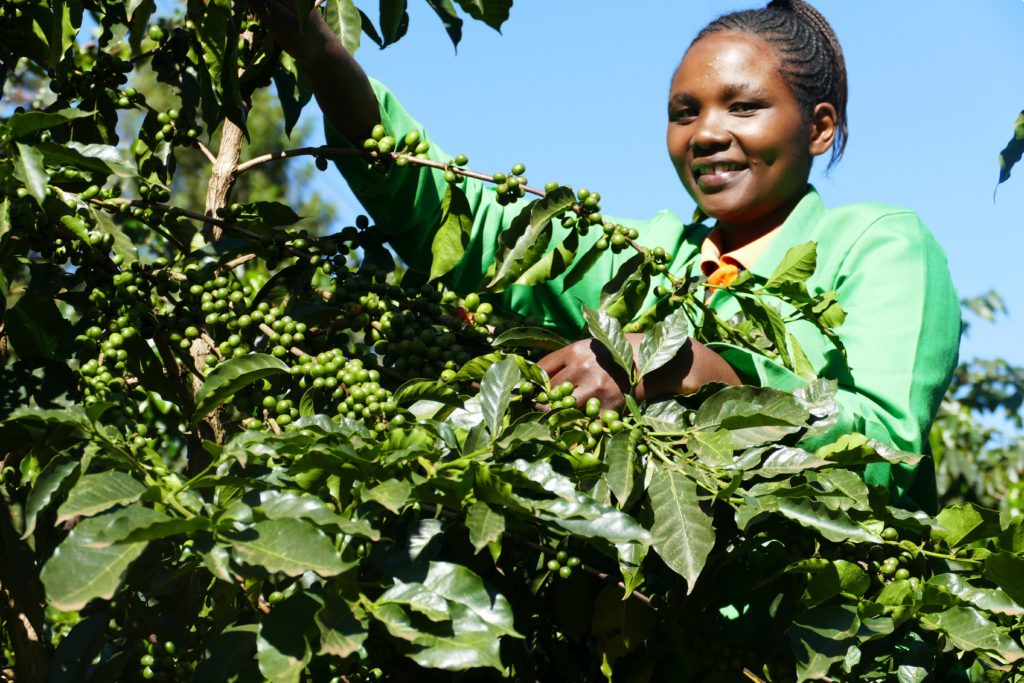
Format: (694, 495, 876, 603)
(328, 80, 961, 512)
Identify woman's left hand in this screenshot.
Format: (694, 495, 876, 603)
(537, 334, 742, 411)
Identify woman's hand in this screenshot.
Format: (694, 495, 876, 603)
(538, 334, 741, 411)
(538, 339, 632, 412)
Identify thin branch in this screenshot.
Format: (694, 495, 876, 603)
(197, 140, 217, 165)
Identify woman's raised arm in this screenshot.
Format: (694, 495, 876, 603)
(250, 0, 380, 142)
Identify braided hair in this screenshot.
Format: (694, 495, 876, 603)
(691, 0, 848, 169)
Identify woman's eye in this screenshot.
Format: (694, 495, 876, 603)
(670, 108, 696, 122)
(730, 102, 761, 114)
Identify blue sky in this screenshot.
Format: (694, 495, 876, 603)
(298, 0, 1024, 373)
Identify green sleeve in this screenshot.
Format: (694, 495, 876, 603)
(712, 211, 960, 512)
(325, 80, 696, 338)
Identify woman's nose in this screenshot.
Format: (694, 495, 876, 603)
(691, 113, 731, 151)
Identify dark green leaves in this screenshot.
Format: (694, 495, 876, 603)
(378, 0, 409, 47)
(453, 0, 512, 32)
(918, 607, 1024, 662)
(430, 184, 473, 280)
(997, 110, 1024, 185)
(192, 354, 290, 423)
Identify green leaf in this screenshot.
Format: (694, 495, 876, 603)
(997, 110, 1024, 185)
(929, 574, 1023, 617)
(604, 263, 653, 325)
(7, 108, 94, 138)
(378, 560, 519, 635)
(15, 142, 48, 205)
(514, 228, 580, 286)
(765, 241, 817, 288)
(465, 502, 505, 552)
(55, 471, 146, 523)
(775, 499, 882, 544)
(604, 431, 634, 506)
(40, 513, 149, 611)
(424, 0, 463, 48)
(453, 0, 512, 31)
(637, 307, 689, 377)
(259, 491, 379, 540)
(38, 141, 136, 179)
(257, 592, 318, 683)
(324, 0, 362, 54)
(755, 447, 830, 478)
(489, 187, 575, 290)
(362, 479, 412, 514)
(561, 237, 606, 293)
(789, 605, 859, 682)
(983, 552, 1024, 607)
(694, 385, 809, 447)
(393, 380, 463, 407)
(430, 184, 473, 280)
(918, 606, 1024, 662)
(230, 518, 353, 577)
(22, 460, 77, 539)
(647, 463, 715, 592)
(192, 354, 290, 423)
(581, 304, 634, 378)
(378, 0, 409, 47)
(492, 326, 571, 351)
(316, 595, 369, 658)
(934, 503, 1001, 548)
(479, 357, 520, 438)
(90, 206, 139, 261)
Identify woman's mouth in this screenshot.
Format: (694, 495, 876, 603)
(693, 162, 747, 189)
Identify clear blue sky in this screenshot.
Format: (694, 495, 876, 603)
(300, 0, 1024, 372)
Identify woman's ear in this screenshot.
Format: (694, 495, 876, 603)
(809, 102, 837, 158)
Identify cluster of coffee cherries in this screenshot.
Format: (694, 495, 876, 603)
(492, 162, 529, 205)
(544, 549, 583, 580)
(362, 125, 431, 167)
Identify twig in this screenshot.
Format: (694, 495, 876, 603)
(197, 140, 217, 165)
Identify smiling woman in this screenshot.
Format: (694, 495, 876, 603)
(260, 0, 961, 510)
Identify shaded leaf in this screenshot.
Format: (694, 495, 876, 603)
(424, 0, 463, 48)
(492, 326, 571, 352)
(22, 460, 77, 539)
(997, 110, 1024, 185)
(453, 0, 512, 31)
(430, 184, 473, 280)
(7, 108, 95, 138)
(363, 479, 412, 514)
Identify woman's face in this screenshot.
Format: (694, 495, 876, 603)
(667, 31, 829, 233)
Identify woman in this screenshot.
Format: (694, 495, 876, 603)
(256, 0, 960, 511)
